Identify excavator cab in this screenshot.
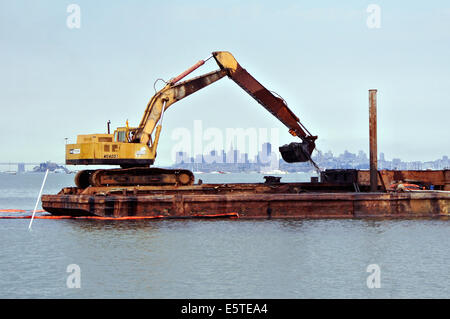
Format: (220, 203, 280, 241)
(114, 128, 128, 143)
(114, 125, 138, 143)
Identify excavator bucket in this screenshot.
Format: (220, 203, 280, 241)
(279, 141, 315, 163)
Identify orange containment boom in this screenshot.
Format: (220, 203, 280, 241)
(0, 210, 239, 220)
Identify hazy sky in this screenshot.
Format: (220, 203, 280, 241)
(1, 0, 449, 166)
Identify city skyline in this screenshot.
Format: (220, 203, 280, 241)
(171, 142, 449, 173)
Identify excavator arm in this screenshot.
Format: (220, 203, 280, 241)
(212, 51, 317, 163)
(133, 68, 228, 152)
(133, 51, 317, 164)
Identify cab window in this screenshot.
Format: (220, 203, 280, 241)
(115, 131, 126, 142)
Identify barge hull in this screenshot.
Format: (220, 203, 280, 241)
(42, 184, 450, 219)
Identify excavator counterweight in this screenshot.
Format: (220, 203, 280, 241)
(66, 51, 318, 188)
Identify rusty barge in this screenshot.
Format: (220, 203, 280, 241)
(40, 60, 449, 220)
(41, 169, 450, 219)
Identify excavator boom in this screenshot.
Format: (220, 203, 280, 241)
(133, 68, 228, 146)
(134, 51, 317, 164)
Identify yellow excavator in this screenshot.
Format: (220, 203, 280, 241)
(66, 51, 318, 188)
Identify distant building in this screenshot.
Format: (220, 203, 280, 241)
(241, 153, 249, 164)
(17, 163, 25, 173)
(194, 154, 204, 164)
(258, 142, 272, 165)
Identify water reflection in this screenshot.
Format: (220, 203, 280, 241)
(71, 219, 166, 232)
(276, 219, 304, 231)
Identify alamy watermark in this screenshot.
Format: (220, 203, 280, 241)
(66, 4, 81, 29)
(366, 264, 381, 288)
(366, 4, 381, 29)
(66, 264, 81, 288)
(170, 120, 281, 169)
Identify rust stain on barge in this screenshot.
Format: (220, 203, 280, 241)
(41, 178, 450, 219)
